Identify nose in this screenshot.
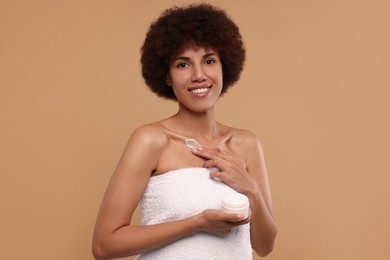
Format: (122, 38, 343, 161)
(191, 64, 206, 82)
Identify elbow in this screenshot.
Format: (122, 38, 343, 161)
(254, 240, 275, 257)
(253, 228, 277, 257)
(92, 241, 110, 260)
(92, 237, 138, 260)
(92, 244, 103, 260)
(254, 243, 274, 257)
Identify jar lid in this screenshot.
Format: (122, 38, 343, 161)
(221, 193, 249, 208)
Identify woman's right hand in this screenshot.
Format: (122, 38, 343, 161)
(196, 209, 251, 236)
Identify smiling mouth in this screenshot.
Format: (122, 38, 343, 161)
(190, 87, 210, 94)
(188, 86, 211, 94)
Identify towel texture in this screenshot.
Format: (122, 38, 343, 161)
(136, 167, 252, 260)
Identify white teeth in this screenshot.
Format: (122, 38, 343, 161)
(191, 88, 209, 94)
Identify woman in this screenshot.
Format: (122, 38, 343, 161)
(93, 4, 277, 259)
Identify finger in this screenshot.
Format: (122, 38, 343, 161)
(216, 147, 236, 159)
(203, 159, 218, 169)
(210, 170, 224, 180)
(236, 209, 252, 224)
(222, 212, 246, 222)
(191, 147, 214, 160)
(193, 148, 236, 166)
(234, 216, 251, 225)
(217, 147, 231, 155)
(194, 149, 241, 175)
(208, 158, 233, 174)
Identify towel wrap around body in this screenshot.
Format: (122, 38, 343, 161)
(136, 167, 252, 260)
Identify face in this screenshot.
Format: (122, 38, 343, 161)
(167, 45, 223, 113)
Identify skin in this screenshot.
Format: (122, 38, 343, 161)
(92, 45, 277, 259)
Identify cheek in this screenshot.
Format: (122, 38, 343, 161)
(170, 71, 189, 86)
(216, 69, 224, 86)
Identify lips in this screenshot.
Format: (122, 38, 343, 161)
(188, 85, 211, 94)
(191, 87, 210, 94)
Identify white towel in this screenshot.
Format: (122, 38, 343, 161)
(136, 167, 252, 260)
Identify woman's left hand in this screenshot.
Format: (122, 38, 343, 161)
(192, 147, 258, 195)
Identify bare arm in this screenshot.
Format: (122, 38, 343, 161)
(192, 131, 277, 257)
(244, 137, 277, 256)
(92, 125, 249, 260)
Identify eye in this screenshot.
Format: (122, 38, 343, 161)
(177, 63, 189, 68)
(205, 59, 216, 65)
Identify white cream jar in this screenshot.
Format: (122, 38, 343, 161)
(221, 193, 250, 218)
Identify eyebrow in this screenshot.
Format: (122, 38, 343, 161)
(173, 52, 218, 61)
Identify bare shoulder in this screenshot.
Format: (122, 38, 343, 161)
(228, 127, 263, 152)
(221, 126, 265, 166)
(129, 123, 169, 149)
(120, 123, 170, 173)
(225, 127, 268, 180)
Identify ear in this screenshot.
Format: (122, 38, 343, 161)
(166, 75, 172, 86)
(165, 75, 172, 87)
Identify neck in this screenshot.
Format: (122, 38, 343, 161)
(172, 105, 219, 140)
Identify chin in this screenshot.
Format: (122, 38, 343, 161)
(191, 104, 216, 113)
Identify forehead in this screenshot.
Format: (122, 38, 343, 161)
(173, 44, 219, 58)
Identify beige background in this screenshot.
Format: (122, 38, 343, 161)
(1, 0, 389, 259)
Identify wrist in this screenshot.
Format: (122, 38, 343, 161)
(244, 183, 261, 205)
(188, 213, 204, 234)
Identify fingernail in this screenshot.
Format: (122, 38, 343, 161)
(219, 147, 227, 153)
(237, 214, 244, 220)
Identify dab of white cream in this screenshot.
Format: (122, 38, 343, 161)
(185, 139, 202, 150)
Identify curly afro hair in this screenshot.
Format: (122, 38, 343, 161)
(140, 3, 246, 100)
